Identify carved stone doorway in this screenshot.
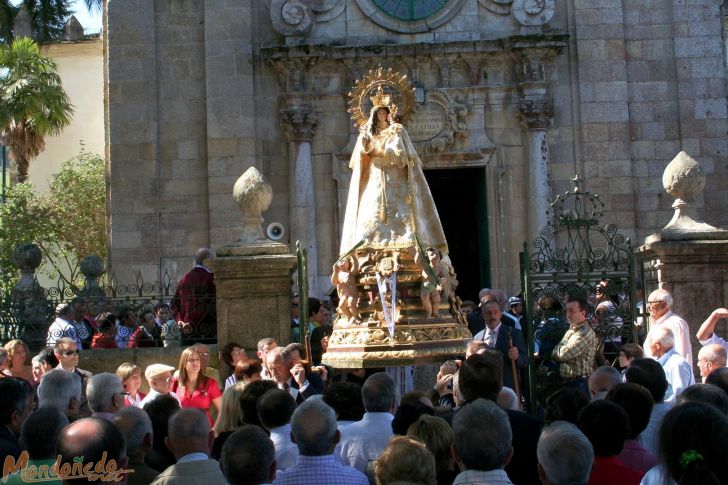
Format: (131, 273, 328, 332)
(424, 167, 489, 303)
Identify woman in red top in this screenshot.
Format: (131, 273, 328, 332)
(172, 347, 222, 426)
(90, 313, 119, 349)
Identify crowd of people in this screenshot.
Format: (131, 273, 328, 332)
(1, 282, 728, 484)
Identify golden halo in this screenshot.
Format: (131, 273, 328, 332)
(347, 67, 416, 127)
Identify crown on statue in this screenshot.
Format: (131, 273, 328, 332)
(370, 86, 392, 108)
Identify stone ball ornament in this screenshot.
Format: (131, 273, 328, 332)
(13, 242, 43, 271)
(234, 166, 273, 217)
(662, 151, 706, 203)
(80, 255, 105, 279)
(646, 151, 728, 243)
(231, 166, 275, 245)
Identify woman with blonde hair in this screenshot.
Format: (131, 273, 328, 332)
(171, 346, 222, 426)
(213, 381, 246, 436)
(407, 415, 458, 485)
(211, 381, 246, 459)
(3, 339, 33, 383)
(115, 362, 146, 407)
(375, 435, 437, 485)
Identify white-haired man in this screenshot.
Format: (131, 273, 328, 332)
(37, 368, 82, 420)
(697, 344, 727, 382)
(86, 372, 125, 420)
(537, 421, 594, 485)
(646, 326, 694, 404)
(452, 398, 514, 484)
(643, 289, 692, 367)
(139, 364, 180, 407)
(113, 406, 159, 485)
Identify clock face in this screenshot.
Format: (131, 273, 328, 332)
(372, 0, 450, 21)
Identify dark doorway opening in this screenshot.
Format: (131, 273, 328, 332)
(424, 167, 489, 303)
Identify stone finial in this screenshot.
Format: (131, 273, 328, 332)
(13, 242, 42, 272)
(233, 167, 273, 242)
(80, 254, 104, 288)
(217, 167, 289, 257)
(646, 151, 728, 243)
(11, 243, 49, 333)
(63, 16, 85, 41)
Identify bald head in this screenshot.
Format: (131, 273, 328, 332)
(588, 366, 623, 401)
(194, 248, 214, 265)
(166, 408, 214, 459)
(698, 344, 727, 381)
(57, 418, 126, 481)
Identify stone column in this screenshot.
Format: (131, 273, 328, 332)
(518, 97, 554, 241)
(635, 152, 728, 363)
(281, 106, 319, 296)
(11, 243, 50, 347)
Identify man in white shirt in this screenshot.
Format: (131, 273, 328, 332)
(139, 364, 180, 408)
(337, 372, 396, 473)
(695, 307, 728, 351)
(256, 389, 298, 471)
(643, 289, 692, 367)
(47, 303, 81, 348)
(647, 326, 694, 405)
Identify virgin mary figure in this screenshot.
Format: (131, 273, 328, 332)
(340, 95, 448, 257)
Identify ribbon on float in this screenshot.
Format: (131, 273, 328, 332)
(376, 271, 397, 338)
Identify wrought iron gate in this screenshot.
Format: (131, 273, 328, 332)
(519, 176, 638, 413)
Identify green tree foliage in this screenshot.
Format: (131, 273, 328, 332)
(0, 37, 73, 182)
(0, 1, 72, 44)
(0, 149, 106, 291)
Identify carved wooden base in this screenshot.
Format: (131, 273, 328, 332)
(322, 247, 472, 368)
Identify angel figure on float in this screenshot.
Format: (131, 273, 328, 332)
(331, 255, 360, 324)
(412, 246, 459, 318)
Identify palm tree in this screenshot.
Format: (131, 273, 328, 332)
(0, 37, 73, 182)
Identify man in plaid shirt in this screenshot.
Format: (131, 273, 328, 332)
(274, 398, 368, 485)
(552, 297, 598, 396)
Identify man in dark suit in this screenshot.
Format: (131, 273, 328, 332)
(172, 248, 217, 345)
(266, 347, 320, 404)
(472, 300, 528, 391)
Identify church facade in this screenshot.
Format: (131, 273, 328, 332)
(105, 0, 728, 300)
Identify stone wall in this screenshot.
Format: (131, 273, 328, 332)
(106, 0, 728, 302)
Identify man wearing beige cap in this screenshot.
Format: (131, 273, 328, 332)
(138, 364, 180, 408)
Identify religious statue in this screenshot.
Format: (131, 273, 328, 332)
(321, 67, 471, 369)
(340, 86, 447, 256)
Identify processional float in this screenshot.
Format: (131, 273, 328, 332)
(321, 68, 471, 368)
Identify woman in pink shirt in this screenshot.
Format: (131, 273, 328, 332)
(116, 362, 146, 407)
(172, 347, 222, 425)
